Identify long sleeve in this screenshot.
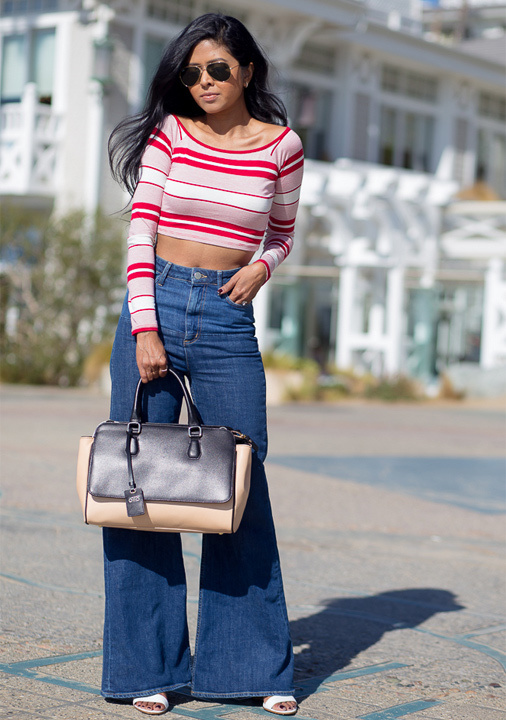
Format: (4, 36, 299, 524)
(127, 121, 173, 335)
(256, 136, 304, 280)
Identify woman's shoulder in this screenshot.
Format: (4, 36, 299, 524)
(157, 113, 179, 137)
(270, 125, 304, 166)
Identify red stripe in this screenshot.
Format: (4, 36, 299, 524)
(128, 271, 156, 281)
(281, 148, 304, 168)
(269, 217, 296, 227)
(172, 147, 278, 171)
(161, 212, 264, 237)
(256, 258, 271, 280)
(166, 177, 268, 201)
(279, 159, 304, 178)
(129, 294, 156, 301)
(164, 192, 268, 216)
(172, 157, 277, 180)
(128, 263, 155, 272)
(268, 240, 291, 257)
(130, 307, 154, 315)
(132, 326, 158, 335)
(159, 219, 260, 245)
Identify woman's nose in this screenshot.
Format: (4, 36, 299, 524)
(200, 69, 214, 86)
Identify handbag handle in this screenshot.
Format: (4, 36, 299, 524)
(130, 368, 202, 427)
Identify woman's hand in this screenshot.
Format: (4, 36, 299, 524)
(135, 331, 169, 384)
(218, 262, 267, 305)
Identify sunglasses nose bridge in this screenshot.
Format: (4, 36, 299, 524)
(199, 67, 215, 85)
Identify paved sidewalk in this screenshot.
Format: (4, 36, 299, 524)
(0, 384, 505, 720)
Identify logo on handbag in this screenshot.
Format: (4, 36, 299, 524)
(128, 495, 141, 503)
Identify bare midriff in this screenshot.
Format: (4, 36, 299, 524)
(156, 233, 255, 270)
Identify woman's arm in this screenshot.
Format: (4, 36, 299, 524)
(219, 133, 304, 303)
(127, 119, 174, 381)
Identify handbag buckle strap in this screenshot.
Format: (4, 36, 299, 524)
(127, 421, 141, 435)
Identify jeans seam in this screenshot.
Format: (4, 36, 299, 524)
(183, 285, 205, 346)
(191, 689, 296, 699)
(191, 535, 207, 688)
(103, 547, 112, 694)
(102, 680, 191, 700)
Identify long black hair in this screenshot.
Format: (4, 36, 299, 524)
(109, 13, 288, 195)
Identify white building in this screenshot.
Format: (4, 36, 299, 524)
(1, 0, 505, 385)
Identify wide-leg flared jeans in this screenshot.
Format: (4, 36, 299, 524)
(101, 257, 294, 700)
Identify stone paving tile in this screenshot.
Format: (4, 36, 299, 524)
(36, 656, 103, 686)
(0, 674, 96, 701)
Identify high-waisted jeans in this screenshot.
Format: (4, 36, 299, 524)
(101, 257, 294, 700)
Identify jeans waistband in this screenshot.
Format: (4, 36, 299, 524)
(155, 256, 241, 286)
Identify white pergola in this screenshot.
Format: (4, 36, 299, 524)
(255, 161, 506, 377)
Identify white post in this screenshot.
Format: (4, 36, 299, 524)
(253, 281, 271, 353)
(21, 83, 37, 191)
(385, 265, 405, 375)
(481, 258, 505, 369)
(336, 265, 356, 369)
(84, 81, 105, 215)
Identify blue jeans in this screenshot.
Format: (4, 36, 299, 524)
(101, 257, 294, 700)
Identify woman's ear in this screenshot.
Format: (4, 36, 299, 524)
(243, 62, 254, 88)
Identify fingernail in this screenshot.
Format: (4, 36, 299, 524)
(218, 288, 223, 295)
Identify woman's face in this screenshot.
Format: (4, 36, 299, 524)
(183, 40, 253, 115)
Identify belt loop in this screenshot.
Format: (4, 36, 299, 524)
(156, 261, 172, 286)
(217, 270, 222, 288)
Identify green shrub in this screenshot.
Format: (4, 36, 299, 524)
(0, 207, 124, 386)
(364, 375, 421, 402)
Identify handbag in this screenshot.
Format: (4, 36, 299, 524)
(76, 368, 255, 533)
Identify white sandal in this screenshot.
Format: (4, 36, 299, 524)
(133, 693, 169, 715)
(263, 695, 298, 716)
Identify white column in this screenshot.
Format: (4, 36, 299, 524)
(21, 83, 37, 190)
(435, 77, 455, 181)
(336, 265, 356, 369)
(84, 81, 105, 215)
(84, 9, 111, 216)
(385, 265, 405, 375)
(253, 281, 271, 353)
(481, 258, 506, 369)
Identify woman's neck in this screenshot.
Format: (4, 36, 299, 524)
(198, 103, 254, 140)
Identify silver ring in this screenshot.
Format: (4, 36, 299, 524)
(160, 367, 168, 372)
(241, 301, 248, 306)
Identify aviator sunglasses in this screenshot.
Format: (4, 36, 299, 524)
(180, 61, 240, 87)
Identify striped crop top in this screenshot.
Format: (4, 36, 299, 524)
(126, 114, 304, 334)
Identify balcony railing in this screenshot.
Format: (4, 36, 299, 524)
(0, 83, 61, 197)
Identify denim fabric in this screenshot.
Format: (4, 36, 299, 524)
(101, 257, 294, 700)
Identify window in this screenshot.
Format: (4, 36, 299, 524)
(287, 83, 333, 161)
(1, 28, 56, 104)
(378, 106, 434, 172)
(1, 35, 26, 102)
(1, 0, 58, 13)
(144, 36, 166, 99)
(381, 64, 438, 103)
(31, 28, 55, 104)
(478, 92, 506, 122)
(476, 128, 506, 199)
(293, 43, 336, 75)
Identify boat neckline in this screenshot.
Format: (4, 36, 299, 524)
(173, 115, 290, 154)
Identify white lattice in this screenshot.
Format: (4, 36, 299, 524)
(0, 83, 61, 196)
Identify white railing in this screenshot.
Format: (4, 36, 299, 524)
(441, 201, 506, 369)
(0, 83, 61, 197)
(358, 0, 423, 33)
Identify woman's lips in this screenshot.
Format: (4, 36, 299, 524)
(201, 93, 219, 101)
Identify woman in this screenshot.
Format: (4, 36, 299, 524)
(105, 13, 303, 717)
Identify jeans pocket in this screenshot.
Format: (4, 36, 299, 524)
(224, 293, 251, 309)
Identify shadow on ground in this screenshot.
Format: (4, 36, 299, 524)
(289, 588, 464, 682)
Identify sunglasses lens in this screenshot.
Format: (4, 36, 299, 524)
(207, 62, 231, 82)
(180, 67, 200, 87)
